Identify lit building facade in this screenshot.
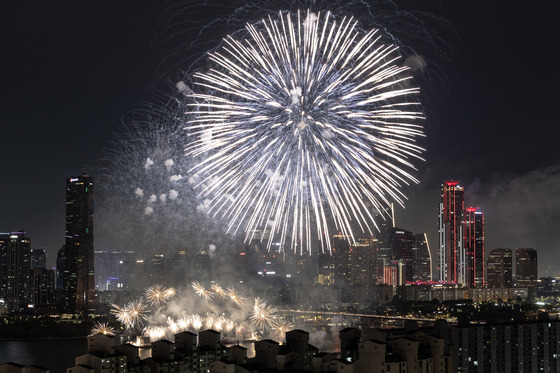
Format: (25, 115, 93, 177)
(383, 260, 405, 287)
(486, 248, 513, 288)
(62, 171, 95, 316)
(439, 181, 465, 284)
(463, 207, 484, 287)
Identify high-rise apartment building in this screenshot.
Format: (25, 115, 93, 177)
(486, 248, 513, 288)
(0, 231, 31, 312)
(453, 321, 560, 372)
(439, 181, 465, 284)
(516, 248, 538, 296)
(62, 171, 95, 315)
(464, 207, 484, 287)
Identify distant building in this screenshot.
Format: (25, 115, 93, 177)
(30, 248, 47, 269)
(439, 181, 465, 284)
(486, 248, 513, 288)
(374, 208, 394, 282)
(349, 237, 378, 302)
(538, 277, 560, 296)
(412, 233, 432, 282)
(516, 248, 538, 297)
(390, 227, 415, 282)
(0, 232, 31, 313)
(62, 171, 95, 316)
(94, 251, 137, 291)
(463, 207, 484, 287)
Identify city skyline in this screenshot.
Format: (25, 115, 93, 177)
(1, 1, 558, 272)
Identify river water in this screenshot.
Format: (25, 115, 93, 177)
(0, 339, 86, 372)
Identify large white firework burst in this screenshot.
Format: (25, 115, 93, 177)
(186, 9, 424, 253)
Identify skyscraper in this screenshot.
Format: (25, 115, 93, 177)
(486, 248, 513, 288)
(438, 181, 465, 284)
(463, 207, 484, 287)
(62, 171, 95, 315)
(0, 231, 31, 312)
(516, 248, 538, 296)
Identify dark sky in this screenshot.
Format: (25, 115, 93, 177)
(1, 1, 559, 273)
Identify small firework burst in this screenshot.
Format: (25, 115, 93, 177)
(145, 284, 168, 307)
(126, 299, 148, 327)
(272, 318, 294, 339)
(251, 297, 278, 332)
(164, 287, 177, 299)
(192, 281, 214, 302)
(226, 286, 246, 308)
(90, 322, 116, 336)
(111, 304, 132, 328)
(211, 284, 228, 299)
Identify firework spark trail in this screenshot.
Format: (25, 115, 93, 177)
(186, 9, 424, 254)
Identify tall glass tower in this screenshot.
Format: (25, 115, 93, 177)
(62, 170, 95, 316)
(438, 181, 464, 284)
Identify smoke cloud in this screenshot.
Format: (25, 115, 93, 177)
(145, 157, 154, 169)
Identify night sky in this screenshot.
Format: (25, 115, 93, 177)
(1, 1, 558, 273)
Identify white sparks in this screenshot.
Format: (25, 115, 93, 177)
(186, 9, 424, 254)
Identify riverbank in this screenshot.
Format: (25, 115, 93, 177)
(0, 317, 98, 339)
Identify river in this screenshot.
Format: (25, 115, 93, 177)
(0, 339, 86, 372)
